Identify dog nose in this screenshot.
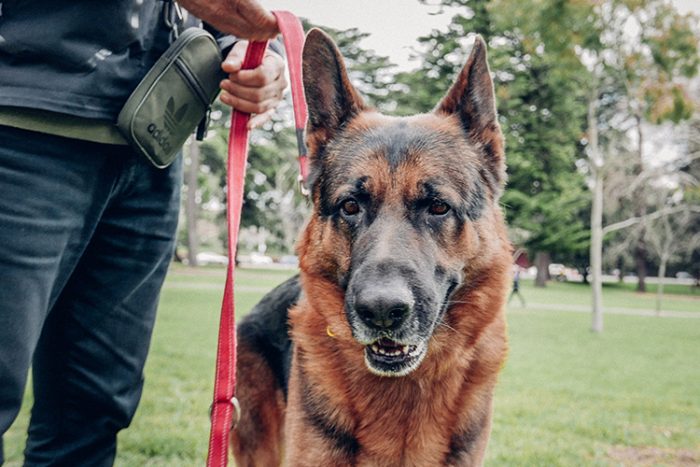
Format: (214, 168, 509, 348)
(354, 285, 413, 330)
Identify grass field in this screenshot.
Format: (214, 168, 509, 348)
(4, 266, 699, 466)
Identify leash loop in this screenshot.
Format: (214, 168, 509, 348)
(298, 174, 310, 197)
(209, 396, 241, 429)
(206, 12, 307, 467)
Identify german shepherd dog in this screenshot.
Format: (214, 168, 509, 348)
(231, 29, 511, 466)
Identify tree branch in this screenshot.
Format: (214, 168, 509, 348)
(602, 205, 699, 236)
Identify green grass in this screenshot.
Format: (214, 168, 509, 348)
(492, 311, 699, 465)
(610, 280, 700, 297)
(4, 267, 699, 465)
(517, 279, 700, 313)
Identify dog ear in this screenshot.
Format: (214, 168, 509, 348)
(302, 28, 366, 156)
(435, 35, 505, 189)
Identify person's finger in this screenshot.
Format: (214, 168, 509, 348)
(221, 58, 286, 99)
(221, 55, 243, 74)
(222, 46, 284, 86)
(220, 79, 284, 103)
(220, 90, 278, 114)
(221, 41, 248, 74)
(231, 60, 284, 88)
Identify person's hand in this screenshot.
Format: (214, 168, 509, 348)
(220, 41, 287, 129)
(177, 0, 278, 40)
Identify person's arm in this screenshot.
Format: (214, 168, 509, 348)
(177, 0, 278, 40)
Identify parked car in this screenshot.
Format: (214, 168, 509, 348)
(548, 263, 583, 282)
(196, 251, 228, 266)
(279, 255, 299, 267)
(249, 252, 273, 265)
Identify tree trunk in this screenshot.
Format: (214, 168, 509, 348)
(635, 238, 648, 292)
(654, 213, 674, 315)
(655, 256, 667, 315)
(632, 113, 647, 293)
(185, 139, 200, 267)
(534, 251, 550, 288)
(617, 257, 624, 284)
(587, 89, 604, 333)
(590, 167, 604, 333)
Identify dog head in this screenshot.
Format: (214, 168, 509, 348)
(299, 29, 507, 377)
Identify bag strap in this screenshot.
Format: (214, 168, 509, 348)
(206, 11, 307, 467)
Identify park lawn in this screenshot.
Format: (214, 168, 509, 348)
(163, 264, 293, 290)
(611, 281, 700, 297)
(517, 279, 700, 314)
(492, 310, 699, 465)
(3, 267, 699, 466)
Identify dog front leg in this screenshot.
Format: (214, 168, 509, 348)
(230, 340, 286, 467)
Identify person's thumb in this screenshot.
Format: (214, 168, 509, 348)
(221, 41, 248, 73)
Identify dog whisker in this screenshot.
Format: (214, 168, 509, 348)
(447, 299, 473, 306)
(437, 320, 458, 334)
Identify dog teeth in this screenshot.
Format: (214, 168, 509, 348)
(369, 342, 423, 358)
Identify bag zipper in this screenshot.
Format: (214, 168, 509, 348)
(174, 58, 210, 107)
(175, 56, 214, 140)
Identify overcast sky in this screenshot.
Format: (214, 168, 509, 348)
(261, 0, 700, 71)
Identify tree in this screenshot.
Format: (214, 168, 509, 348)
(646, 197, 700, 313)
(680, 112, 700, 284)
(617, 1, 698, 292)
(395, 0, 591, 287)
(578, 0, 699, 331)
(388, 0, 493, 116)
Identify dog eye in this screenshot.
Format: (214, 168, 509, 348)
(428, 200, 450, 216)
(341, 199, 361, 216)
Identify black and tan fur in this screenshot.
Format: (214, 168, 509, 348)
(231, 29, 511, 466)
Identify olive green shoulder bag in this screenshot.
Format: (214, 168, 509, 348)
(117, 18, 224, 168)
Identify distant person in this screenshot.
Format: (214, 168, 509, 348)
(0, 0, 286, 464)
(509, 266, 526, 307)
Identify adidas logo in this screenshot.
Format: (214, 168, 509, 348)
(163, 97, 189, 133)
(147, 97, 189, 153)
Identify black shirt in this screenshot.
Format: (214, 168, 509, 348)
(0, 0, 172, 121)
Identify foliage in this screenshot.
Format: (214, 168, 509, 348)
(677, 114, 700, 281)
(389, 0, 494, 116)
(312, 22, 398, 112)
(396, 0, 592, 271)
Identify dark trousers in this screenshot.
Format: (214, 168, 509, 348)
(0, 125, 182, 466)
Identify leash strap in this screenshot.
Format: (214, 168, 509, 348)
(206, 11, 306, 467)
(275, 10, 309, 184)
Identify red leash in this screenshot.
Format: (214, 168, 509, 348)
(206, 11, 307, 467)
